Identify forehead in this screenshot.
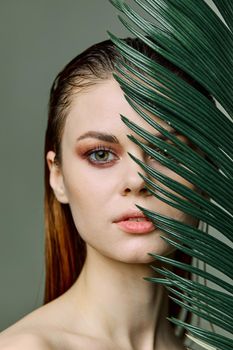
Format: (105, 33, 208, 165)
(63, 78, 174, 143)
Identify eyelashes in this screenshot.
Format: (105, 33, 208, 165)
(82, 143, 177, 167)
(83, 145, 119, 166)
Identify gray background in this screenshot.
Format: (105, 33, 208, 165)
(0, 0, 220, 332)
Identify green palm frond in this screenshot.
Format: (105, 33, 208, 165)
(187, 334, 218, 350)
(108, 0, 233, 349)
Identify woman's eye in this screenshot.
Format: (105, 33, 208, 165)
(87, 148, 118, 165)
(148, 147, 177, 162)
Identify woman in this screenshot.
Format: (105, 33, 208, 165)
(0, 38, 211, 349)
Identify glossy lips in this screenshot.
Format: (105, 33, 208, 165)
(113, 210, 155, 234)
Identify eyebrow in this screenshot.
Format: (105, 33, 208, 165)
(76, 129, 179, 144)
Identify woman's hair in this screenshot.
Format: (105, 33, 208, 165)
(44, 38, 213, 325)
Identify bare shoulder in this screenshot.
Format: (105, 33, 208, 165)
(0, 294, 89, 350)
(0, 300, 61, 349)
(0, 293, 108, 350)
(0, 332, 52, 350)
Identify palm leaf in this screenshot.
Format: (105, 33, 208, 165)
(186, 334, 217, 350)
(108, 0, 233, 349)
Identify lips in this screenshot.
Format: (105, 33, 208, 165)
(113, 210, 150, 223)
(113, 210, 155, 234)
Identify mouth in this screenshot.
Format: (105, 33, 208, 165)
(114, 211, 155, 234)
(125, 217, 149, 222)
(115, 220, 155, 234)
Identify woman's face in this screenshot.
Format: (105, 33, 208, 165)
(47, 78, 198, 264)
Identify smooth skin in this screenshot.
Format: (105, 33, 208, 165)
(0, 79, 196, 349)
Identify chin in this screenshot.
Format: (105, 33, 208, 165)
(112, 239, 174, 265)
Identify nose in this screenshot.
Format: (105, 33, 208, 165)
(120, 153, 151, 197)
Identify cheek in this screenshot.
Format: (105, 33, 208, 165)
(63, 160, 104, 198)
(153, 167, 199, 226)
(62, 164, 116, 230)
(157, 165, 196, 196)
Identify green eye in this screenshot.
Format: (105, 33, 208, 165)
(86, 146, 118, 165)
(91, 150, 112, 162)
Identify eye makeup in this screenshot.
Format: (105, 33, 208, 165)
(76, 142, 121, 167)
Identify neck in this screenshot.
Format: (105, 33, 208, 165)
(66, 246, 184, 350)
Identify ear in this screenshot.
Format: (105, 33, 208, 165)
(46, 151, 69, 204)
